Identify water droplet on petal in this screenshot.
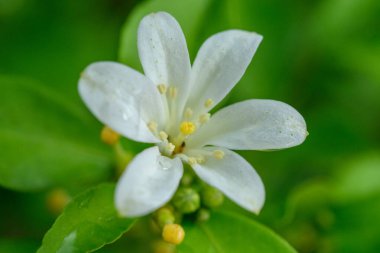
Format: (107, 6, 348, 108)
(158, 156, 173, 171)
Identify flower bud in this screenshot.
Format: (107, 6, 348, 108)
(196, 208, 210, 222)
(162, 224, 185, 245)
(152, 240, 176, 253)
(180, 173, 193, 186)
(172, 187, 200, 214)
(154, 207, 175, 229)
(46, 189, 70, 215)
(201, 185, 224, 208)
(101, 126, 120, 145)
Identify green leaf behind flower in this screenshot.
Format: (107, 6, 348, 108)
(38, 183, 135, 253)
(0, 76, 112, 191)
(179, 211, 297, 253)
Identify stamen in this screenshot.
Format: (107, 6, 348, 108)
(204, 98, 214, 108)
(147, 121, 158, 132)
(166, 143, 175, 154)
(185, 108, 193, 119)
(159, 131, 168, 141)
(188, 157, 197, 165)
(196, 156, 206, 164)
(213, 150, 225, 159)
(157, 84, 167, 94)
(169, 86, 178, 98)
(180, 121, 196, 135)
(199, 113, 210, 124)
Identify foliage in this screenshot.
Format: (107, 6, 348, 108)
(0, 0, 379, 252)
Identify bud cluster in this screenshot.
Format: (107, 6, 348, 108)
(152, 167, 225, 246)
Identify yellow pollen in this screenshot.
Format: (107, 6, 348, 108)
(169, 86, 178, 98)
(159, 131, 168, 140)
(197, 156, 206, 164)
(185, 108, 193, 119)
(213, 150, 225, 159)
(180, 121, 196, 135)
(157, 84, 167, 94)
(204, 98, 214, 108)
(188, 157, 197, 165)
(166, 143, 175, 153)
(148, 121, 158, 132)
(199, 113, 210, 124)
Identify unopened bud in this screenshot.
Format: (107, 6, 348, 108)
(46, 189, 71, 215)
(152, 240, 176, 253)
(101, 126, 120, 145)
(162, 224, 185, 245)
(173, 187, 200, 214)
(154, 207, 175, 229)
(180, 172, 193, 186)
(197, 208, 210, 222)
(201, 186, 224, 208)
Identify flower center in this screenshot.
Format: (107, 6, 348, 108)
(146, 84, 224, 164)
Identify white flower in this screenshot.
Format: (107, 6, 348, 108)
(78, 12, 307, 217)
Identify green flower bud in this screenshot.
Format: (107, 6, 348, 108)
(201, 185, 224, 208)
(172, 187, 200, 214)
(154, 207, 175, 229)
(180, 173, 193, 186)
(152, 240, 176, 253)
(196, 208, 210, 222)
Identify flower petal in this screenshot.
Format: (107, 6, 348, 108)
(186, 30, 262, 114)
(187, 99, 307, 150)
(79, 61, 165, 143)
(191, 147, 265, 213)
(115, 147, 183, 217)
(138, 12, 191, 114)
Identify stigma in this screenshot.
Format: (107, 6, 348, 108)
(180, 121, 196, 135)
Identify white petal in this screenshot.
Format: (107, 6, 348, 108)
(115, 147, 183, 217)
(79, 62, 165, 143)
(191, 147, 265, 213)
(138, 12, 191, 114)
(186, 30, 262, 114)
(187, 99, 307, 150)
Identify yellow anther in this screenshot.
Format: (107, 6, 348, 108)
(204, 98, 214, 108)
(185, 108, 193, 119)
(166, 143, 175, 153)
(168, 86, 178, 98)
(197, 156, 206, 164)
(159, 131, 168, 140)
(180, 121, 196, 135)
(162, 224, 185, 245)
(157, 84, 167, 94)
(213, 150, 225, 159)
(101, 126, 120, 145)
(148, 121, 158, 132)
(188, 157, 197, 165)
(199, 113, 210, 124)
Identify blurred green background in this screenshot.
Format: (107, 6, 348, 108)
(1, 0, 380, 252)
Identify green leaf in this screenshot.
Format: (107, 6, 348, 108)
(0, 75, 112, 191)
(332, 152, 380, 203)
(0, 238, 39, 253)
(179, 211, 297, 253)
(38, 183, 135, 253)
(118, 0, 214, 68)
